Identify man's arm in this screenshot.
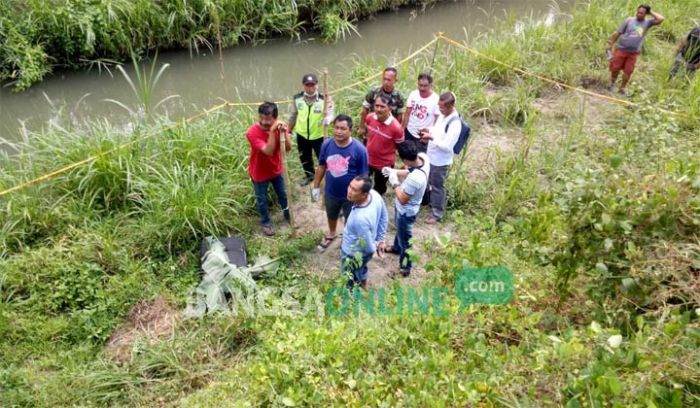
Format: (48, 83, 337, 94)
(376, 201, 388, 244)
(402, 106, 413, 131)
(393, 125, 405, 145)
(284, 129, 292, 153)
(312, 165, 326, 189)
(358, 90, 373, 138)
(607, 31, 621, 51)
(260, 121, 290, 156)
(358, 145, 369, 176)
(358, 106, 369, 139)
(393, 172, 419, 205)
(423, 118, 460, 152)
(348, 218, 376, 255)
(287, 100, 298, 133)
(650, 10, 664, 25)
(394, 112, 404, 126)
(393, 185, 411, 205)
(393, 95, 405, 126)
(259, 128, 278, 156)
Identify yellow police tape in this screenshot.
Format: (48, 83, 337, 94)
(328, 37, 439, 96)
(0, 38, 440, 198)
(1, 33, 694, 198)
(437, 33, 695, 120)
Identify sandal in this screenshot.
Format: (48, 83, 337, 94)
(384, 246, 399, 255)
(261, 225, 275, 236)
(318, 235, 337, 250)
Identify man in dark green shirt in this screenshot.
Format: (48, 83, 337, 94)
(357, 67, 405, 141)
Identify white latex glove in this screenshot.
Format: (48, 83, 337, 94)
(388, 170, 399, 188)
(311, 188, 321, 202)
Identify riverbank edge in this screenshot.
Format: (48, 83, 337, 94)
(1, 0, 439, 91)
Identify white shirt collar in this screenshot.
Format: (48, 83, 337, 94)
(443, 110, 458, 120)
(369, 112, 394, 125)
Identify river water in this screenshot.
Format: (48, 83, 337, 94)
(0, 0, 562, 142)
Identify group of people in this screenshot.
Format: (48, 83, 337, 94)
(244, 3, 698, 289)
(245, 69, 465, 288)
(606, 4, 699, 95)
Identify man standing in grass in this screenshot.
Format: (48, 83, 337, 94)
(420, 92, 461, 224)
(364, 95, 405, 196)
(288, 73, 334, 186)
(342, 175, 388, 289)
(383, 142, 430, 277)
(312, 114, 369, 251)
(607, 4, 664, 96)
(403, 72, 439, 153)
(246, 101, 292, 236)
(357, 67, 405, 139)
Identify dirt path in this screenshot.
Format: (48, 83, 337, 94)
(287, 122, 519, 289)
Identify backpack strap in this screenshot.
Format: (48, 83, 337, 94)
(444, 115, 460, 134)
(411, 158, 429, 182)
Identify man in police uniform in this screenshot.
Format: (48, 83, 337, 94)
(288, 73, 334, 186)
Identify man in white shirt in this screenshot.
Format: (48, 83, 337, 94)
(419, 92, 460, 224)
(403, 73, 439, 153)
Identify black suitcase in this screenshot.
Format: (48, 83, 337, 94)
(199, 236, 247, 268)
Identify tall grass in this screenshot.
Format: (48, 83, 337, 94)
(0, 0, 438, 91)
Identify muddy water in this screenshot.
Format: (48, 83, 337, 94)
(0, 0, 563, 142)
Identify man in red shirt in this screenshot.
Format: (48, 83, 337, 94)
(364, 94, 404, 195)
(246, 101, 293, 236)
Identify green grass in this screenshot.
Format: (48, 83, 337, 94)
(1, 0, 700, 406)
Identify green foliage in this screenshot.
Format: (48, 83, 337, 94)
(0, 0, 437, 91)
(186, 238, 280, 317)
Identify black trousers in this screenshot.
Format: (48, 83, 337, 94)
(369, 165, 391, 196)
(297, 134, 323, 180)
(404, 128, 428, 153)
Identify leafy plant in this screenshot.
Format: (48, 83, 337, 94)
(103, 52, 179, 121)
(185, 238, 280, 317)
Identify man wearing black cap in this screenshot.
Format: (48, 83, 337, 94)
(288, 73, 334, 186)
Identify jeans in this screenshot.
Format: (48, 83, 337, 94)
(297, 134, 322, 181)
(392, 210, 417, 273)
(428, 164, 449, 219)
(341, 251, 373, 287)
(252, 175, 289, 226)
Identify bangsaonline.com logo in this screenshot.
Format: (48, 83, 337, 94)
(326, 266, 514, 316)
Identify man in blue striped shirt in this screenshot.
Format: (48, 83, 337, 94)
(341, 175, 389, 289)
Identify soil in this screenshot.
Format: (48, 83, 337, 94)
(104, 296, 179, 362)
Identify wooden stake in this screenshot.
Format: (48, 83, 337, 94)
(320, 67, 330, 211)
(279, 129, 296, 234)
(322, 67, 329, 139)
